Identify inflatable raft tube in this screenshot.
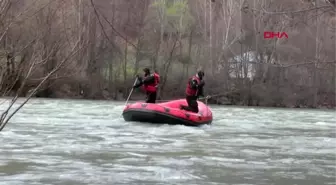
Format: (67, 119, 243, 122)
(122, 99, 212, 127)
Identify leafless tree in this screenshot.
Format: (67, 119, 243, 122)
(0, 0, 334, 131)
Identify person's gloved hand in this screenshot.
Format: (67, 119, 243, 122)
(136, 76, 143, 82)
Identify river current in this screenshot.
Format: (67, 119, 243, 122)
(0, 98, 335, 185)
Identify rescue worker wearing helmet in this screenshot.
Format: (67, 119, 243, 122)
(180, 70, 209, 113)
(133, 68, 160, 103)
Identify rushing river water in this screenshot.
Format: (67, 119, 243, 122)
(0, 98, 335, 185)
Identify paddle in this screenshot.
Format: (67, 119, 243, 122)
(198, 95, 212, 100)
(123, 77, 138, 108)
(120, 77, 138, 119)
(198, 95, 211, 105)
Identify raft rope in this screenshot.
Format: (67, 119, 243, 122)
(155, 96, 213, 117)
(155, 96, 211, 103)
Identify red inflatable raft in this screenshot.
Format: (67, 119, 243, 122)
(122, 99, 213, 127)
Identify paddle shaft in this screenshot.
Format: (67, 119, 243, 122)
(124, 78, 138, 108)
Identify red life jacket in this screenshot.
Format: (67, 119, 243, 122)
(154, 72, 160, 84)
(143, 73, 160, 92)
(185, 75, 200, 96)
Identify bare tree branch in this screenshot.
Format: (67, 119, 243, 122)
(89, 0, 138, 49)
(249, 5, 333, 15)
(0, 39, 82, 131)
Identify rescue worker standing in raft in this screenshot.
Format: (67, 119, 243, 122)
(180, 70, 210, 113)
(133, 68, 160, 103)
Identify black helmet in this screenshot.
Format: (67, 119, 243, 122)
(143, 68, 150, 74)
(197, 70, 204, 79)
